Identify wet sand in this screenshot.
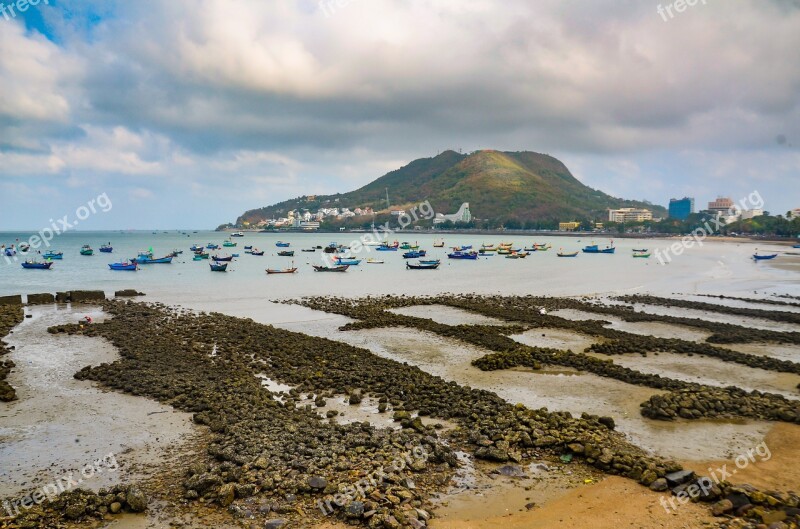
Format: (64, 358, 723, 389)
(0, 305, 196, 499)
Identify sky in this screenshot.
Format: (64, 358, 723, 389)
(0, 0, 799, 230)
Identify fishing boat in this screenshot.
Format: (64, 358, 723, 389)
(480, 244, 498, 252)
(497, 248, 512, 255)
(312, 264, 349, 272)
(132, 255, 173, 264)
(212, 255, 234, 262)
(399, 242, 420, 250)
(448, 251, 479, 260)
(266, 267, 298, 274)
(633, 252, 651, 259)
(557, 250, 579, 258)
(535, 244, 551, 251)
(753, 253, 778, 261)
(190, 245, 204, 252)
(194, 252, 209, 259)
(206, 243, 220, 250)
(276, 241, 290, 247)
(99, 243, 113, 253)
(376, 245, 398, 252)
(231, 253, 240, 257)
(192, 255, 204, 261)
(334, 256, 361, 265)
(302, 248, 316, 252)
(244, 245, 253, 250)
(407, 261, 440, 270)
(433, 240, 445, 248)
(251, 249, 265, 256)
(277, 250, 295, 257)
(366, 258, 385, 264)
(43, 251, 63, 260)
(231, 232, 245, 237)
(582, 244, 615, 254)
(108, 261, 138, 271)
(402, 250, 427, 259)
(223, 240, 237, 247)
(419, 259, 441, 265)
(21, 260, 53, 270)
(80, 245, 94, 256)
(505, 254, 520, 259)
(210, 263, 228, 272)
(632, 249, 648, 253)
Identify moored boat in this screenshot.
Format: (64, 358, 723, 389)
(231, 232, 245, 237)
(277, 250, 295, 257)
(251, 249, 265, 256)
(99, 243, 113, 253)
(407, 261, 440, 270)
(276, 241, 290, 247)
(206, 243, 220, 250)
(582, 244, 615, 254)
(433, 239, 445, 248)
(753, 253, 778, 260)
(212, 255, 233, 262)
(43, 251, 63, 260)
(312, 264, 349, 272)
(366, 258, 385, 264)
(557, 250, 579, 257)
(223, 240, 237, 247)
(402, 250, 427, 258)
(132, 255, 173, 264)
(266, 267, 298, 274)
(21, 260, 53, 270)
(633, 252, 651, 258)
(80, 245, 94, 256)
(334, 256, 361, 265)
(448, 251, 479, 260)
(108, 261, 137, 271)
(210, 263, 228, 272)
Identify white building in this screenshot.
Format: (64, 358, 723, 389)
(740, 209, 764, 220)
(607, 208, 653, 223)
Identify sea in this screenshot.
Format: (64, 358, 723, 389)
(1, 231, 798, 320)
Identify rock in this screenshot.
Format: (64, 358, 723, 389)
(125, 486, 148, 512)
(265, 519, 288, 529)
(185, 473, 223, 494)
(218, 483, 236, 507)
(474, 446, 509, 462)
(0, 295, 22, 306)
(494, 465, 526, 478)
(308, 476, 328, 489)
(26, 293, 55, 305)
(649, 478, 669, 492)
(345, 501, 365, 518)
(760, 510, 787, 524)
(109, 502, 122, 514)
(114, 289, 144, 298)
(69, 290, 106, 302)
(664, 469, 695, 487)
(349, 389, 363, 405)
(598, 416, 616, 430)
(711, 499, 734, 516)
(393, 411, 411, 421)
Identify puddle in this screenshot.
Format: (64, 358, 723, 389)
(389, 305, 506, 326)
(509, 328, 597, 352)
(0, 305, 196, 499)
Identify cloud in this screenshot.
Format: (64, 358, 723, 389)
(1, 0, 799, 229)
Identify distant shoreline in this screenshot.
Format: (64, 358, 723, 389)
(218, 228, 799, 244)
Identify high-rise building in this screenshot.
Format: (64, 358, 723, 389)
(668, 197, 694, 220)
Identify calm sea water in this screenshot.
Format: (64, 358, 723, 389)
(0, 231, 797, 321)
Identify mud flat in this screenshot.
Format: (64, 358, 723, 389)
(725, 342, 800, 363)
(588, 351, 800, 399)
(389, 305, 506, 327)
(0, 305, 196, 499)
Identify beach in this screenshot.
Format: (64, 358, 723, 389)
(0, 233, 799, 529)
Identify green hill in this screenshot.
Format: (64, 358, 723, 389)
(235, 150, 665, 228)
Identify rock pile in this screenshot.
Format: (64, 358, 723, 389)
(0, 304, 24, 401)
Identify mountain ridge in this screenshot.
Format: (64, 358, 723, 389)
(235, 150, 665, 228)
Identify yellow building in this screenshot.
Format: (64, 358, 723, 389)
(559, 221, 581, 231)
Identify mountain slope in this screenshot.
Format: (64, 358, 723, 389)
(236, 150, 664, 227)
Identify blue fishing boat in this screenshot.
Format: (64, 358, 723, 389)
(376, 245, 398, 252)
(212, 255, 233, 262)
(419, 259, 441, 266)
(190, 245, 204, 252)
(277, 250, 295, 257)
(43, 251, 63, 260)
(334, 257, 362, 265)
(99, 243, 113, 253)
(251, 249, 265, 256)
(132, 255, 173, 264)
(210, 263, 228, 272)
(109, 261, 137, 271)
(753, 253, 778, 261)
(448, 251, 479, 260)
(402, 250, 427, 259)
(231, 253, 240, 257)
(407, 261, 440, 270)
(582, 244, 615, 254)
(206, 243, 220, 250)
(22, 260, 53, 269)
(244, 245, 253, 250)
(276, 241, 290, 247)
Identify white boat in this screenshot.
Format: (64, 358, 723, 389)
(366, 258, 385, 264)
(363, 240, 385, 246)
(230, 231, 245, 237)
